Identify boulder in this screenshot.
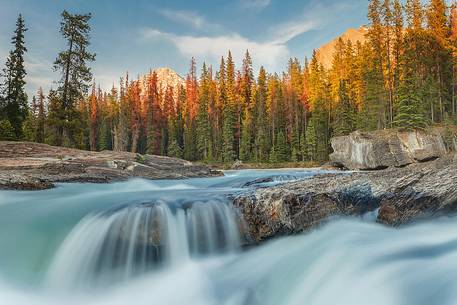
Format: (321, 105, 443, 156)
(330, 127, 456, 170)
(233, 154, 457, 242)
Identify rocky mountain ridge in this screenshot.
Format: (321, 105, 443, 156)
(316, 26, 368, 69)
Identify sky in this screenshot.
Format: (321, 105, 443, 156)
(0, 0, 369, 99)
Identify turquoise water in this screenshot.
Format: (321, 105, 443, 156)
(0, 169, 456, 305)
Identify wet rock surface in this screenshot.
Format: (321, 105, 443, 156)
(0, 141, 222, 190)
(234, 154, 457, 242)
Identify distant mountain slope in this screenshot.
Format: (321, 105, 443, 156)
(139, 67, 186, 95)
(316, 26, 368, 69)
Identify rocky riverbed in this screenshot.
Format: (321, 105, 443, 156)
(234, 154, 457, 242)
(234, 128, 457, 242)
(0, 141, 221, 190)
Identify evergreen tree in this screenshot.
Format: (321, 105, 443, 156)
(52, 10, 95, 146)
(254, 67, 270, 162)
(274, 129, 289, 163)
(333, 80, 356, 136)
(222, 51, 237, 162)
(168, 139, 183, 158)
(35, 88, 46, 143)
(394, 77, 428, 130)
(405, 0, 424, 30)
(196, 63, 211, 160)
(0, 120, 15, 140)
(304, 117, 317, 161)
(1, 14, 28, 139)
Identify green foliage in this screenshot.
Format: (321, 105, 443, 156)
(304, 117, 317, 161)
(333, 80, 356, 136)
(0, 119, 16, 141)
(271, 130, 289, 163)
(168, 139, 183, 158)
(394, 78, 428, 130)
(52, 10, 95, 146)
(1, 14, 28, 139)
(135, 153, 146, 164)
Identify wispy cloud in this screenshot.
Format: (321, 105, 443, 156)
(24, 55, 55, 97)
(158, 9, 223, 32)
(241, 0, 272, 10)
(142, 29, 289, 71)
(269, 19, 317, 44)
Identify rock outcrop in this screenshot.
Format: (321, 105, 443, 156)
(0, 141, 221, 190)
(234, 154, 457, 242)
(330, 127, 457, 170)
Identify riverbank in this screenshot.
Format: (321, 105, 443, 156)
(233, 127, 457, 242)
(0, 141, 222, 190)
(205, 160, 320, 171)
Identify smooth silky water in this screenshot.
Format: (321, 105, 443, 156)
(0, 169, 456, 305)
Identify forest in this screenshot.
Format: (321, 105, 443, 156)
(1, 0, 457, 164)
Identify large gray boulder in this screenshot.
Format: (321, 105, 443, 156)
(233, 154, 457, 243)
(330, 128, 456, 170)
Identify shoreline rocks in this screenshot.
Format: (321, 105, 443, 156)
(234, 154, 457, 242)
(0, 141, 222, 190)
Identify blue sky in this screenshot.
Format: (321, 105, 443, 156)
(0, 0, 369, 98)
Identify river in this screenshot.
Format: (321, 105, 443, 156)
(0, 169, 456, 305)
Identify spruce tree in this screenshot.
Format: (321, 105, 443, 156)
(333, 80, 356, 136)
(196, 63, 211, 160)
(52, 10, 95, 146)
(222, 52, 237, 162)
(0, 120, 15, 140)
(275, 129, 289, 163)
(1, 14, 28, 139)
(254, 67, 270, 162)
(35, 88, 46, 143)
(304, 117, 317, 161)
(394, 77, 428, 130)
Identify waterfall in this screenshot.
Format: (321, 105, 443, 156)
(46, 200, 243, 289)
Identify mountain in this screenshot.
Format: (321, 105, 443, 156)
(315, 26, 368, 69)
(139, 67, 186, 95)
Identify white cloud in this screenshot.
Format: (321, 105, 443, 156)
(24, 55, 55, 97)
(142, 29, 289, 71)
(269, 19, 318, 44)
(241, 0, 272, 10)
(158, 9, 222, 31)
(141, 2, 328, 72)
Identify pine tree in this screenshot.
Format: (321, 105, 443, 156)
(88, 83, 98, 151)
(183, 59, 199, 160)
(32, 87, 46, 143)
(196, 63, 211, 160)
(405, 0, 424, 30)
(52, 10, 95, 146)
(274, 129, 289, 163)
(222, 51, 237, 162)
(394, 77, 428, 130)
(0, 120, 15, 141)
(254, 67, 270, 162)
(168, 139, 183, 158)
(1, 14, 28, 139)
(304, 117, 317, 161)
(333, 80, 356, 136)
(392, 0, 403, 96)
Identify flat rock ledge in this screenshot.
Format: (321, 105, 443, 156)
(233, 154, 457, 243)
(0, 141, 222, 190)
